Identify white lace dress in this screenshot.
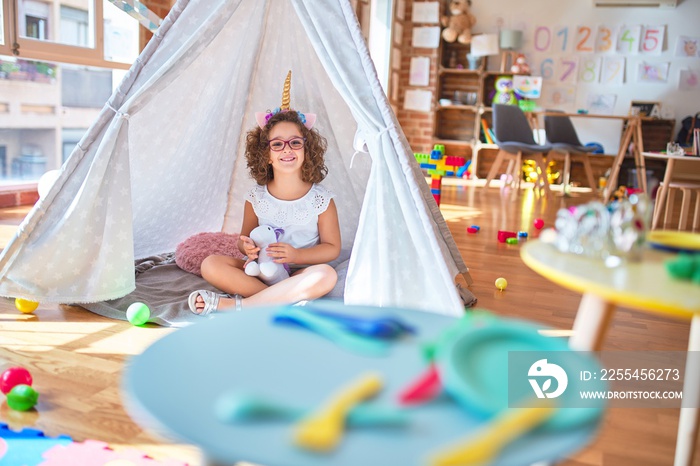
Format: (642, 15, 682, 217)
(245, 183, 335, 250)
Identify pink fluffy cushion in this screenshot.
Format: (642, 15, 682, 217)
(175, 232, 245, 276)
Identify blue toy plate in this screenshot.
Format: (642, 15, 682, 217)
(436, 318, 604, 430)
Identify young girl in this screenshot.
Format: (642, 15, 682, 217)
(189, 76, 341, 315)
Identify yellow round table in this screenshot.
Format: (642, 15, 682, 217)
(521, 240, 700, 466)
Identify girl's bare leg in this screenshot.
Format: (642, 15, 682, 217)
(195, 262, 337, 313)
(193, 255, 267, 313)
(243, 264, 337, 307)
(194, 257, 337, 313)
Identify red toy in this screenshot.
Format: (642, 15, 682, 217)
(467, 227, 478, 234)
(0, 367, 32, 395)
(534, 218, 545, 230)
(497, 230, 517, 243)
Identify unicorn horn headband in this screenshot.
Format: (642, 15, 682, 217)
(255, 71, 317, 129)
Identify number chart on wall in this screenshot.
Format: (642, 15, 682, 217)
(530, 23, 666, 86)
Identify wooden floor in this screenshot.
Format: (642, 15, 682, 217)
(0, 181, 697, 466)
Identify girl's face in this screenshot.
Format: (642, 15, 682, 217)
(268, 121, 305, 176)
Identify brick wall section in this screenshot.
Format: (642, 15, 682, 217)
(0, 190, 39, 208)
(394, 1, 440, 155)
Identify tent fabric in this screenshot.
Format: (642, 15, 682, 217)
(0, 0, 472, 316)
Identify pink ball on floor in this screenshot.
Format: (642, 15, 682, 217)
(534, 218, 545, 230)
(175, 232, 246, 276)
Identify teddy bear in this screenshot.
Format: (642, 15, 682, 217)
(510, 54, 531, 75)
(440, 0, 476, 45)
(244, 225, 290, 285)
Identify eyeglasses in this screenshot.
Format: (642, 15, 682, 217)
(269, 137, 306, 152)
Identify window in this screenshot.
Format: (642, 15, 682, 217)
(0, 0, 143, 186)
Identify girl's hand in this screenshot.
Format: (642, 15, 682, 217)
(240, 235, 260, 260)
(266, 242, 298, 264)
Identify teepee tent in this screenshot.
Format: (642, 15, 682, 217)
(0, 0, 472, 316)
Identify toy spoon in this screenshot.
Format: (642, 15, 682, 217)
(293, 372, 383, 452)
(215, 391, 409, 427)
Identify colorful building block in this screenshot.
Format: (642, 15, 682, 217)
(497, 230, 518, 243)
(414, 145, 467, 206)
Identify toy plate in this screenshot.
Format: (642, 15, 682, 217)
(647, 231, 700, 253)
(436, 318, 604, 430)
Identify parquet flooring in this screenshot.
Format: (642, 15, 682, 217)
(0, 180, 697, 465)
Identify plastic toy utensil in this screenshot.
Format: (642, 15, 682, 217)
(293, 372, 383, 451)
(273, 307, 389, 356)
(215, 392, 409, 427)
(397, 364, 442, 405)
(428, 403, 556, 466)
(304, 308, 416, 339)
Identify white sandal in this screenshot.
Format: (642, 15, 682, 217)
(188, 290, 223, 316)
(188, 290, 243, 315)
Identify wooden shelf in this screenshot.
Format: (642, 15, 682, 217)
(434, 138, 473, 147)
(437, 104, 479, 111)
(439, 67, 481, 76)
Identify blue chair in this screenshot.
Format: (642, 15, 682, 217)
(544, 111, 598, 192)
(484, 104, 552, 195)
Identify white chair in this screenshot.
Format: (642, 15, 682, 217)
(653, 181, 700, 231)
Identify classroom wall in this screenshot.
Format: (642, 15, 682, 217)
(468, 0, 700, 153)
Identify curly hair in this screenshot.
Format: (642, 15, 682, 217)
(245, 111, 328, 185)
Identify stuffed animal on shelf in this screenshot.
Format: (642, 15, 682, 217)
(491, 76, 518, 105)
(244, 225, 290, 285)
(440, 0, 476, 45)
(510, 54, 531, 74)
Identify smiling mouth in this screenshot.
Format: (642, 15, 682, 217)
(279, 156, 296, 162)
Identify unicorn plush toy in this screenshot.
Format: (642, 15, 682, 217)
(244, 225, 290, 285)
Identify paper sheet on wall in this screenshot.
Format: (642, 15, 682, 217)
(412, 26, 440, 48)
(637, 62, 669, 83)
(404, 89, 433, 112)
(674, 36, 700, 58)
(513, 76, 542, 99)
(601, 57, 625, 85)
(409, 57, 431, 86)
(679, 69, 699, 91)
(586, 94, 617, 115)
(542, 85, 576, 107)
(411, 2, 439, 23)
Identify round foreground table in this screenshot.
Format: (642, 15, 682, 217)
(123, 301, 600, 466)
(521, 240, 700, 466)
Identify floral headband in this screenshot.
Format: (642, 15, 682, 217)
(255, 71, 316, 130)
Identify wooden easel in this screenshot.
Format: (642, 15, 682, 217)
(602, 115, 647, 200)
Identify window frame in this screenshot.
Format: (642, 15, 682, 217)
(1, 0, 130, 70)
